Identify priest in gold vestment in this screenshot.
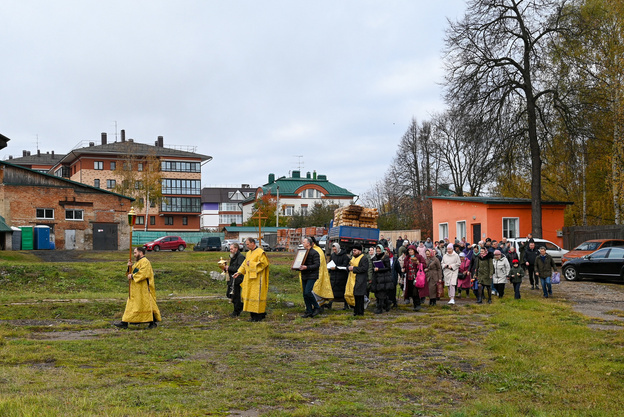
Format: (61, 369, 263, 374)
(114, 246, 161, 329)
(233, 237, 270, 322)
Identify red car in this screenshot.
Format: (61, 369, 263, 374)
(561, 239, 624, 265)
(143, 236, 187, 252)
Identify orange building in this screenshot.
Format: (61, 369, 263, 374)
(430, 197, 572, 246)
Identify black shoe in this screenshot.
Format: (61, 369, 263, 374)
(413, 305, 422, 311)
(301, 312, 312, 318)
(477, 299, 483, 304)
(343, 303, 350, 310)
(487, 299, 492, 304)
(374, 308, 382, 314)
(229, 312, 240, 318)
(147, 321, 157, 329)
(113, 321, 128, 329)
(311, 308, 321, 317)
(326, 302, 333, 310)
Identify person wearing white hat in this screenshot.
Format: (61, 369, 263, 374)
(441, 243, 461, 305)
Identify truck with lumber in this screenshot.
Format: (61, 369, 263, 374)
(326, 205, 380, 254)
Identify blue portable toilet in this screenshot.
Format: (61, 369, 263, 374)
(34, 225, 51, 250)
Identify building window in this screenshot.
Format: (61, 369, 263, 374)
(138, 163, 143, 172)
(94, 179, 100, 188)
(94, 161, 103, 170)
(110, 162, 116, 170)
(136, 216, 145, 225)
(135, 180, 142, 189)
(220, 202, 240, 212)
(503, 218, 519, 238)
(36, 208, 54, 219)
(150, 216, 155, 225)
(164, 216, 174, 225)
(219, 214, 242, 224)
(160, 160, 201, 173)
(301, 205, 308, 216)
(160, 197, 201, 213)
(439, 223, 449, 240)
(284, 205, 294, 216)
(65, 209, 84, 221)
(161, 179, 201, 195)
(456, 221, 466, 241)
(106, 179, 116, 189)
(182, 216, 188, 225)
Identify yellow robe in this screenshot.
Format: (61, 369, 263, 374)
(299, 246, 334, 306)
(344, 254, 363, 307)
(237, 247, 270, 313)
(122, 257, 162, 323)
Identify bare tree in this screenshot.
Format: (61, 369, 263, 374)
(444, 0, 571, 237)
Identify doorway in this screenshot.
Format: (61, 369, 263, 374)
(472, 224, 481, 244)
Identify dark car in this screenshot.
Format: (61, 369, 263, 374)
(562, 247, 624, 281)
(144, 236, 186, 252)
(193, 237, 221, 251)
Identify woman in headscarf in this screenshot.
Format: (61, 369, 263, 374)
(474, 246, 494, 304)
(386, 247, 400, 308)
(442, 243, 461, 305)
(402, 245, 425, 311)
(424, 248, 442, 306)
(492, 249, 511, 298)
(372, 244, 393, 314)
(456, 252, 472, 299)
(328, 242, 350, 310)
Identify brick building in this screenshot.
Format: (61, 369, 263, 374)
(49, 132, 212, 232)
(0, 160, 134, 250)
(5, 149, 66, 173)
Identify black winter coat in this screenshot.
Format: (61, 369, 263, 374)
(371, 254, 393, 292)
(353, 255, 369, 296)
(300, 247, 320, 281)
(330, 250, 350, 299)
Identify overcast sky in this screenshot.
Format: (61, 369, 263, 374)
(0, 0, 466, 196)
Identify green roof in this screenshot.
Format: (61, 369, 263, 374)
(429, 196, 573, 205)
(0, 215, 11, 232)
(261, 177, 355, 198)
(221, 226, 289, 233)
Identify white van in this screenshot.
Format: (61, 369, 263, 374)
(507, 238, 568, 265)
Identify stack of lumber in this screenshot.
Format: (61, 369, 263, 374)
(333, 205, 379, 228)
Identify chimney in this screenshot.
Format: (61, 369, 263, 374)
(157, 136, 164, 147)
(52, 150, 55, 158)
(89, 142, 94, 147)
(313, 170, 317, 180)
(101, 132, 107, 145)
(27, 151, 31, 156)
(306, 171, 311, 179)
(121, 129, 126, 142)
(37, 149, 41, 157)
(8, 155, 12, 160)
(292, 170, 300, 179)
(268, 173, 275, 184)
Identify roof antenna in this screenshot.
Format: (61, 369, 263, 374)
(293, 155, 304, 171)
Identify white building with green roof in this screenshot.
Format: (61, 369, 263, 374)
(241, 170, 356, 222)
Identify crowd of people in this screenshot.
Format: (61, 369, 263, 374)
(113, 233, 559, 328)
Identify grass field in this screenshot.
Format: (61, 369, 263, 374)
(0, 250, 623, 416)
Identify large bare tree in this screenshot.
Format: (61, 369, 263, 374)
(444, 0, 571, 237)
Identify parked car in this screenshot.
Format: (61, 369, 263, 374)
(221, 239, 243, 251)
(144, 236, 186, 252)
(318, 234, 328, 250)
(561, 239, 624, 265)
(240, 239, 270, 252)
(562, 246, 624, 281)
(507, 238, 568, 265)
(193, 237, 221, 251)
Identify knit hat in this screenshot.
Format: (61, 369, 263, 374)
(447, 243, 454, 250)
(459, 252, 466, 258)
(494, 250, 501, 255)
(512, 259, 519, 264)
(352, 244, 363, 252)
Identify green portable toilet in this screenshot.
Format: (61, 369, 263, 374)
(20, 226, 34, 250)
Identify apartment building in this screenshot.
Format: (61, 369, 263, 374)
(49, 131, 212, 231)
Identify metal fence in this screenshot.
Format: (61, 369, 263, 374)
(132, 231, 224, 246)
(562, 225, 624, 250)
